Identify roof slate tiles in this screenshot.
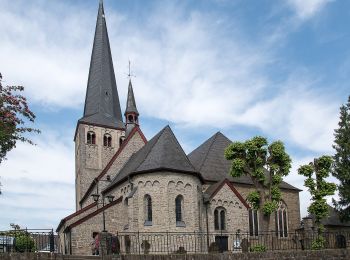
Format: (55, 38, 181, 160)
(80, 1, 124, 129)
(188, 132, 300, 191)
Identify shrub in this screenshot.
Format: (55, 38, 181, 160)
(250, 244, 266, 252)
(15, 235, 36, 252)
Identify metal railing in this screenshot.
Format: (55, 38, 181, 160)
(97, 230, 350, 254)
(0, 229, 58, 253)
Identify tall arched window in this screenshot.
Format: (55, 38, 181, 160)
(175, 195, 184, 226)
(87, 131, 96, 145)
(214, 207, 226, 230)
(103, 134, 112, 147)
(249, 209, 259, 236)
(144, 194, 152, 226)
(275, 201, 288, 238)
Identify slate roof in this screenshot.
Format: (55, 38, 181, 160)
(104, 126, 200, 192)
(79, 0, 124, 129)
(308, 205, 350, 227)
(188, 132, 300, 191)
(125, 79, 139, 115)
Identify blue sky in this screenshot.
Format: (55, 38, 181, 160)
(0, 0, 349, 230)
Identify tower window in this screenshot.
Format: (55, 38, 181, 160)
(87, 131, 96, 145)
(214, 207, 226, 230)
(128, 114, 134, 123)
(103, 134, 112, 147)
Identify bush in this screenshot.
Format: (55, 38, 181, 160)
(15, 235, 36, 252)
(250, 244, 266, 252)
(311, 236, 325, 250)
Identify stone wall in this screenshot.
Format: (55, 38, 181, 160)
(75, 123, 125, 210)
(81, 131, 146, 208)
(234, 183, 301, 232)
(2, 249, 350, 260)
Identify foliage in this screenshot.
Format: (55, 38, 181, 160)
(250, 244, 267, 252)
(14, 234, 36, 252)
(298, 156, 336, 249)
(0, 72, 40, 164)
(311, 235, 325, 250)
(225, 136, 291, 218)
(332, 96, 350, 222)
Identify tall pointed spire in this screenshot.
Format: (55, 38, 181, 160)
(80, 0, 124, 129)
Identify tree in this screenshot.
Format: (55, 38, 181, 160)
(224, 136, 292, 232)
(0, 72, 40, 164)
(298, 156, 336, 249)
(332, 96, 350, 222)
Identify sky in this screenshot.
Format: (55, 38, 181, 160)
(0, 0, 349, 230)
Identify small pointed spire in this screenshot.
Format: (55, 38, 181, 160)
(125, 79, 139, 116)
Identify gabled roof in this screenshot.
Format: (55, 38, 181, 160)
(125, 79, 139, 115)
(104, 125, 200, 193)
(188, 132, 301, 191)
(204, 178, 249, 209)
(79, 0, 124, 129)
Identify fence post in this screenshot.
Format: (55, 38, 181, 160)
(137, 231, 140, 255)
(50, 228, 55, 252)
(194, 230, 196, 253)
(166, 231, 169, 255)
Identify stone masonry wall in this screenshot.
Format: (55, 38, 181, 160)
(75, 124, 125, 210)
(3, 249, 350, 260)
(81, 131, 145, 208)
(207, 184, 249, 234)
(234, 183, 301, 231)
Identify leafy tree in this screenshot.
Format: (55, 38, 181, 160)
(332, 96, 350, 222)
(225, 136, 292, 232)
(0, 72, 40, 164)
(298, 156, 336, 250)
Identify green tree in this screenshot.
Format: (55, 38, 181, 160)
(332, 96, 350, 222)
(0, 73, 40, 164)
(298, 156, 336, 250)
(225, 136, 292, 232)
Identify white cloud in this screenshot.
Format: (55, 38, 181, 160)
(287, 0, 333, 19)
(0, 129, 75, 230)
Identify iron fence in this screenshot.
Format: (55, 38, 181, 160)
(0, 229, 58, 253)
(99, 230, 350, 254)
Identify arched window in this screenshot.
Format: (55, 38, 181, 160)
(144, 194, 152, 226)
(128, 114, 134, 123)
(175, 195, 184, 226)
(103, 134, 112, 147)
(87, 131, 96, 145)
(275, 201, 288, 238)
(249, 209, 259, 236)
(214, 207, 226, 230)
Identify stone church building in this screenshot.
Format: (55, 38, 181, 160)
(57, 1, 301, 255)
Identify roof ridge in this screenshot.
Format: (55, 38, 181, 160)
(198, 132, 220, 173)
(165, 126, 196, 171)
(134, 126, 166, 171)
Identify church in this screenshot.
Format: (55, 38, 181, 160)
(56, 1, 301, 255)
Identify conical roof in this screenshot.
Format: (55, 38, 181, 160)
(125, 79, 139, 115)
(104, 125, 199, 191)
(79, 0, 124, 129)
(188, 132, 300, 191)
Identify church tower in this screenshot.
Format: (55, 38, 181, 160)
(74, 0, 125, 210)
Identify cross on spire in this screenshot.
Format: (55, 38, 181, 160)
(127, 60, 136, 79)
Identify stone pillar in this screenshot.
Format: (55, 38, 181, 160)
(99, 231, 112, 256)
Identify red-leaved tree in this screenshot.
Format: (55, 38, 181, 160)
(0, 72, 40, 164)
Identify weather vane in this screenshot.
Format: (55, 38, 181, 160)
(127, 60, 136, 79)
